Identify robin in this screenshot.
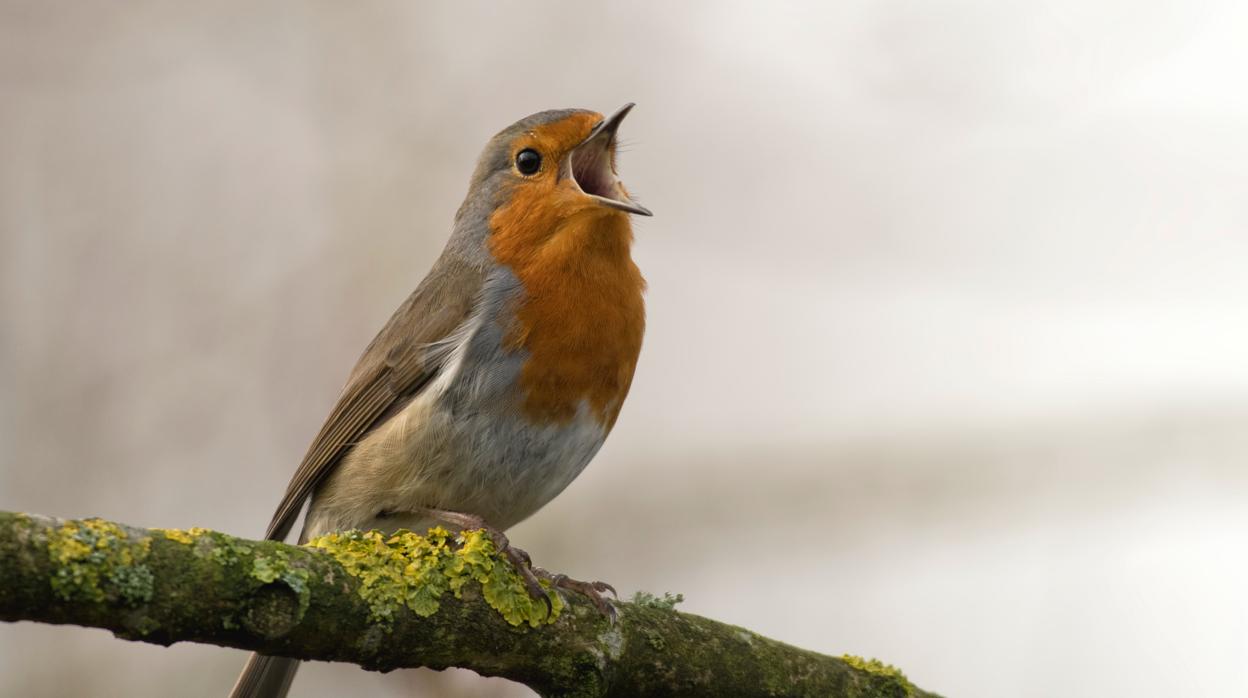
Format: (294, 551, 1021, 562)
(229, 105, 651, 698)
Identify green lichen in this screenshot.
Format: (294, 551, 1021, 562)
(46, 518, 154, 604)
(251, 555, 284, 583)
(307, 527, 562, 628)
(630, 590, 684, 610)
(250, 549, 312, 619)
(841, 654, 916, 698)
(210, 537, 253, 566)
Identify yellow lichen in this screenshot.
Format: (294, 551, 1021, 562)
(841, 654, 916, 698)
(47, 518, 154, 604)
(156, 527, 210, 545)
(307, 527, 562, 628)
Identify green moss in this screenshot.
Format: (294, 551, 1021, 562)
(841, 654, 916, 698)
(46, 518, 154, 605)
(307, 527, 562, 628)
(630, 590, 684, 610)
(642, 627, 666, 651)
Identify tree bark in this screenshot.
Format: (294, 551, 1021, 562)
(0, 511, 938, 698)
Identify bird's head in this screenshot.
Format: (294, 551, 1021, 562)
(474, 104, 650, 223)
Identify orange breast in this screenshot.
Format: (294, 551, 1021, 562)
(488, 185, 645, 430)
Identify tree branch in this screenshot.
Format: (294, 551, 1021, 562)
(0, 511, 938, 697)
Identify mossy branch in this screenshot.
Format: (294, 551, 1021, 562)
(0, 511, 939, 698)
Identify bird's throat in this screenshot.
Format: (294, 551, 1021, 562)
(489, 196, 646, 430)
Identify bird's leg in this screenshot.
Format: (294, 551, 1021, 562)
(404, 507, 548, 616)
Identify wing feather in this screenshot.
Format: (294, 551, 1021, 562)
(263, 255, 485, 541)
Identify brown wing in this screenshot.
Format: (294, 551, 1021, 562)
(263, 255, 485, 541)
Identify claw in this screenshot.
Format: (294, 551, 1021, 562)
(542, 572, 618, 620)
(483, 529, 551, 618)
(509, 546, 533, 569)
(594, 580, 618, 599)
(500, 545, 553, 618)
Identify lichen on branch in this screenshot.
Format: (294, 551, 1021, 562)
(0, 511, 941, 698)
(307, 527, 563, 627)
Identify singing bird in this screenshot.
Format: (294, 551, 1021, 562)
(229, 105, 650, 698)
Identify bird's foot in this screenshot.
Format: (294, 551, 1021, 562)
(488, 534, 553, 619)
(405, 507, 617, 620)
(534, 569, 618, 620)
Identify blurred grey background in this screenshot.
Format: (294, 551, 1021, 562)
(3, 2, 1247, 697)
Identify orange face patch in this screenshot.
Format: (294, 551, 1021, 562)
(488, 114, 646, 430)
(506, 111, 602, 178)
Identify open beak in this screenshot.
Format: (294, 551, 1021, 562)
(566, 103, 653, 216)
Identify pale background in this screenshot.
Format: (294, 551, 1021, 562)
(3, 2, 1247, 697)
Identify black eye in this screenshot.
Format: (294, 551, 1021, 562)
(515, 149, 542, 175)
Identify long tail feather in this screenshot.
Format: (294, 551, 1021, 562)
(229, 653, 300, 698)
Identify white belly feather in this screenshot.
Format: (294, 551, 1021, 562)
(302, 315, 608, 540)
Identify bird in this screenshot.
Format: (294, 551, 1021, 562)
(228, 104, 651, 698)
